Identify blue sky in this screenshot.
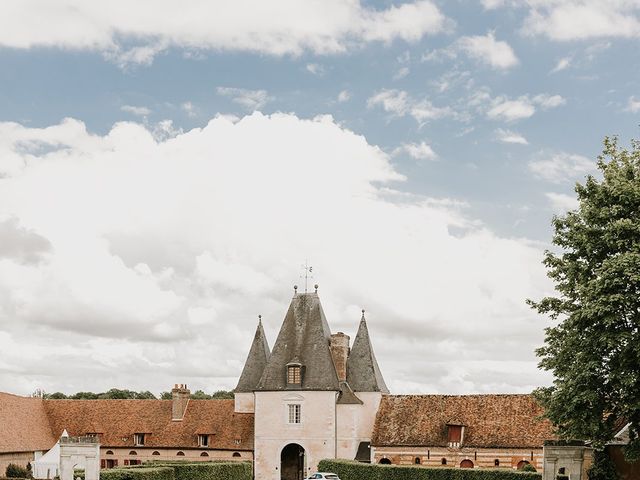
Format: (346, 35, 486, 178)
(1, 0, 639, 395)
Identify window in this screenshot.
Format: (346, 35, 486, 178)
(414, 457, 421, 465)
(287, 365, 301, 384)
(494, 459, 500, 467)
(129, 451, 137, 456)
(234, 439, 241, 445)
(379, 458, 391, 465)
(232, 452, 241, 458)
(134, 433, 145, 446)
(200, 452, 209, 457)
(106, 451, 114, 456)
(288, 404, 301, 424)
(198, 434, 209, 447)
(441, 458, 447, 465)
(176, 451, 185, 456)
(152, 451, 160, 456)
(447, 425, 463, 445)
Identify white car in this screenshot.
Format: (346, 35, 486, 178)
(305, 473, 340, 480)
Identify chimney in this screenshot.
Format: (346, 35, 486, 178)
(171, 384, 190, 421)
(330, 332, 350, 382)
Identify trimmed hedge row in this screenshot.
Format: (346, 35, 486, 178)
(169, 463, 251, 480)
(100, 467, 175, 480)
(317, 460, 542, 480)
(98, 462, 251, 480)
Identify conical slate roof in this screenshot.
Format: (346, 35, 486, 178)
(346, 312, 389, 393)
(235, 318, 271, 393)
(255, 292, 340, 391)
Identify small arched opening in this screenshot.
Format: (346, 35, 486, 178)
(232, 452, 241, 458)
(460, 459, 474, 468)
(517, 460, 530, 470)
(200, 452, 209, 457)
(378, 458, 391, 465)
(414, 457, 421, 465)
(176, 451, 185, 457)
(441, 458, 447, 465)
(152, 451, 160, 456)
(494, 459, 500, 467)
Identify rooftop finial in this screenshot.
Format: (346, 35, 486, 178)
(361, 309, 366, 320)
(258, 314, 262, 325)
(314, 284, 319, 293)
(293, 285, 298, 295)
(300, 261, 314, 293)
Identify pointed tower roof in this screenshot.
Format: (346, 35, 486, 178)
(346, 310, 389, 393)
(255, 292, 340, 391)
(235, 316, 271, 393)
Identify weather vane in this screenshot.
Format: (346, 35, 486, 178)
(300, 261, 314, 293)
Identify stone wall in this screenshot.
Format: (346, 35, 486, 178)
(372, 446, 544, 471)
(0, 451, 39, 476)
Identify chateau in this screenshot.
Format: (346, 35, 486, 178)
(0, 290, 555, 479)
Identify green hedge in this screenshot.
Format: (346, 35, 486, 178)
(100, 467, 175, 480)
(317, 460, 542, 480)
(169, 462, 251, 480)
(99, 462, 250, 480)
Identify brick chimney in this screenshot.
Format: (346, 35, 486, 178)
(330, 332, 350, 382)
(171, 384, 190, 421)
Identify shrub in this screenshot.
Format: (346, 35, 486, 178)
(6, 465, 29, 478)
(521, 465, 537, 473)
(100, 467, 175, 480)
(170, 462, 251, 480)
(317, 460, 543, 480)
(99, 462, 250, 480)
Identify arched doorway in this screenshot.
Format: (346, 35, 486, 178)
(460, 459, 474, 468)
(379, 458, 391, 464)
(517, 460, 530, 470)
(281, 443, 305, 480)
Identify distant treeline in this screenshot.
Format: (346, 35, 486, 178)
(32, 388, 234, 400)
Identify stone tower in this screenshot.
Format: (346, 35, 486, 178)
(234, 290, 388, 480)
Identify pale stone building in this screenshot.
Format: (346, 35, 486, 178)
(234, 290, 387, 480)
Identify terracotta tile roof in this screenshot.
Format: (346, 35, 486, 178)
(372, 394, 556, 449)
(43, 399, 253, 450)
(0, 392, 56, 453)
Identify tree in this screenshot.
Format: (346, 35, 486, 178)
(530, 136, 640, 460)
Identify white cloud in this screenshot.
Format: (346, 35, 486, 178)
(0, 1, 448, 65)
(545, 192, 579, 213)
(516, 1, 640, 41)
(181, 102, 197, 118)
(367, 89, 453, 122)
(551, 56, 572, 73)
(487, 98, 536, 122)
(0, 113, 551, 395)
(337, 90, 351, 103)
(216, 87, 272, 111)
(528, 151, 594, 183)
(532, 94, 567, 109)
(625, 96, 640, 113)
(457, 32, 519, 70)
(495, 128, 528, 145)
(487, 93, 565, 122)
(395, 141, 437, 160)
(306, 63, 325, 76)
(121, 105, 151, 116)
(393, 66, 410, 80)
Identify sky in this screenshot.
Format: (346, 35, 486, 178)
(1, 0, 639, 397)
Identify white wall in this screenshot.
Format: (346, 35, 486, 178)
(336, 392, 382, 461)
(254, 391, 339, 480)
(234, 392, 255, 413)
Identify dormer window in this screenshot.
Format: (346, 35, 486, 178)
(198, 434, 209, 447)
(447, 423, 464, 448)
(287, 363, 302, 385)
(134, 433, 145, 446)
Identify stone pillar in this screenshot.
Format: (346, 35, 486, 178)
(543, 441, 593, 480)
(59, 438, 100, 480)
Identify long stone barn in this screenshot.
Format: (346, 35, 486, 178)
(0, 290, 555, 479)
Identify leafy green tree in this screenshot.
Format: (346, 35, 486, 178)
(160, 391, 172, 400)
(530, 137, 640, 460)
(44, 392, 68, 399)
(70, 391, 99, 399)
(190, 390, 213, 399)
(588, 449, 619, 480)
(210, 390, 234, 399)
(135, 390, 157, 399)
